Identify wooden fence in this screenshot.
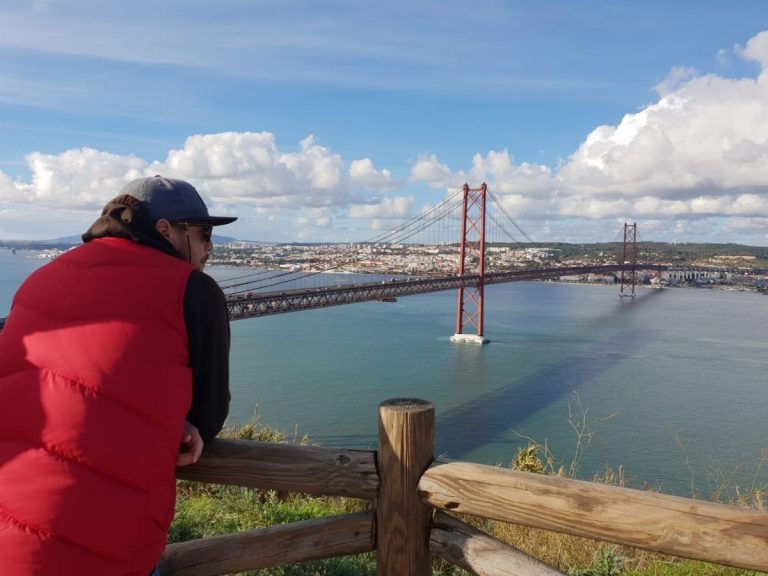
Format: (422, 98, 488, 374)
(161, 398, 768, 575)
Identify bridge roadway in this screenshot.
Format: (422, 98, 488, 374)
(0, 263, 660, 330)
(226, 263, 662, 320)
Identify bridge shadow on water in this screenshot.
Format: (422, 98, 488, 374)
(434, 287, 665, 460)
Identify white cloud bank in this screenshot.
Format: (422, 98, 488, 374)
(2, 31, 768, 243)
(0, 132, 400, 209)
(413, 30, 768, 231)
(0, 132, 405, 240)
(348, 196, 414, 219)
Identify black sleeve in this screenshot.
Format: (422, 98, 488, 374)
(183, 270, 231, 441)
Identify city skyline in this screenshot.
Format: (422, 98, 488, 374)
(1, 1, 767, 246)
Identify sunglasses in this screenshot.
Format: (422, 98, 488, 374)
(174, 222, 213, 243)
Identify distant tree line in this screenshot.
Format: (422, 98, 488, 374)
(3, 238, 766, 269)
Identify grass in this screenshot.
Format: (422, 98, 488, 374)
(170, 486, 377, 576)
(169, 404, 767, 576)
(170, 416, 377, 575)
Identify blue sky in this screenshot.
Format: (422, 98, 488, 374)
(1, 1, 767, 245)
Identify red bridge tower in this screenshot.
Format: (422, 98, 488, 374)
(451, 183, 489, 344)
(620, 222, 638, 297)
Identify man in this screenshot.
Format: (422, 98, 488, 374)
(0, 176, 234, 575)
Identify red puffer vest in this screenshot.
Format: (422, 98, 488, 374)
(0, 238, 194, 576)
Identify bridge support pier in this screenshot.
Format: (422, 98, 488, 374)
(450, 333, 489, 344)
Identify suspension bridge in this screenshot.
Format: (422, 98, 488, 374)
(0, 184, 662, 339)
(219, 184, 661, 343)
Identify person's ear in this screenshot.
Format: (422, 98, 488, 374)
(155, 219, 173, 239)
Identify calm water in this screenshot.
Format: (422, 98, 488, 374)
(2, 248, 767, 496)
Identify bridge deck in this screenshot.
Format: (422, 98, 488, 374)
(226, 263, 661, 320)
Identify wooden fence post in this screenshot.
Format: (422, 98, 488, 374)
(377, 398, 435, 575)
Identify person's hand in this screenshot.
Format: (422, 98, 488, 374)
(177, 420, 203, 466)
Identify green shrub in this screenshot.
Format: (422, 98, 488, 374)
(569, 546, 626, 576)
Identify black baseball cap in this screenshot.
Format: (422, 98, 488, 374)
(120, 175, 237, 226)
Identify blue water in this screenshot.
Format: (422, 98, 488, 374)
(3, 249, 767, 497)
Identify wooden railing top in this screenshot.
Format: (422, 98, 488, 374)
(419, 459, 768, 572)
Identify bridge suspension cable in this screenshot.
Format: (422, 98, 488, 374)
(221, 187, 466, 295)
(486, 190, 535, 244)
(220, 185, 543, 295)
(218, 185, 541, 296)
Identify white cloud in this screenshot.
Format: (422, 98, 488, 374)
(558, 196, 632, 219)
(467, 149, 554, 195)
(653, 66, 697, 97)
(410, 154, 461, 189)
(723, 216, 768, 233)
(0, 172, 28, 203)
(555, 34, 768, 218)
(729, 193, 768, 214)
(401, 34, 768, 228)
(737, 30, 768, 72)
(632, 196, 689, 217)
(348, 196, 414, 219)
(149, 133, 348, 207)
(3, 30, 768, 244)
(280, 135, 343, 191)
(349, 158, 399, 191)
(0, 148, 145, 208)
(0, 133, 368, 213)
(0, 132, 412, 241)
(494, 193, 533, 215)
(295, 207, 333, 228)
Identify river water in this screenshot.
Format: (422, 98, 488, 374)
(2, 248, 767, 497)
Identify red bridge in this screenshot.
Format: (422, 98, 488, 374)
(0, 185, 663, 338)
(223, 185, 660, 343)
(225, 263, 661, 319)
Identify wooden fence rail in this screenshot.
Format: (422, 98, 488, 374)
(419, 460, 768, 572)
(160, 512, 374, 576)
(162, 398, 768, 575)
(176, 438, 379, 499)
(430, 511, 566, 576)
